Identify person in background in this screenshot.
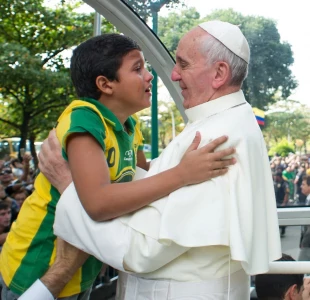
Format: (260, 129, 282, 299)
(0, 167, 15, 188)
(0, 184, 19, 223)
(0, 202, 11, 252)
(283, 165, 295, 203)
(298, 176, 310, 261)
(274, 171, 290, 237)
(11, 188, 29, 209)
(295, 164, 307, 205)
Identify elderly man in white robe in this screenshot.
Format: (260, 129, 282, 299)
(22, 20, 281, 300)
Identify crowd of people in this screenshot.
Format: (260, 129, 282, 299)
(272, 153, 310, 206)
(0, 154, 35, 252)
(271, 153, 310, 238)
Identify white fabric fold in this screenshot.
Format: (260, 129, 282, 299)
(54, 182, 131, 271)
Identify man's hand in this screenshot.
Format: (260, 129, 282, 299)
(38, 129, 72, 194)
(41, 238, 89, 298)
(177, 132, 236, 185)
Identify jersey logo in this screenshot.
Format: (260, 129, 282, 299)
(107, 147, 116, 167)
(124, 150, 133, 161)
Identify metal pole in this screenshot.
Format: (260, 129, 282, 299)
(93, 12, 102, 36)
(151, 10, 159, 158)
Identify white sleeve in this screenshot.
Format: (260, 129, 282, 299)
(53, 182, 189, 273)
(53, 182, 131, 271)
(18, 280, 54, 300)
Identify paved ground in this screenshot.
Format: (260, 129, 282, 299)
(280, 224, 301, 259)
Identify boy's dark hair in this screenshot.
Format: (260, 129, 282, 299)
(302, 175, 310, 186)
(71, 33, 141, 100)
(255, 254, 304, 300)
(0, 202, 10, 211)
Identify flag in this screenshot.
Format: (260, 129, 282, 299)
(252, 107, 265, 126)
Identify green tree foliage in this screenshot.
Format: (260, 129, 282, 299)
(123, 0, 184, 21)
(0, 0, 115, 162)
(158, 8, 297, 110)
(268, 139, 295, 157)
(158, 7, 201, 57)
(263, 101, 310, 153)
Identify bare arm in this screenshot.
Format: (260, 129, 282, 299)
(20, 154, 32, 182)
(40, 238, 89, 298)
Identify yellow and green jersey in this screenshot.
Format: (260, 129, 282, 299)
(0, 98, 144, 297)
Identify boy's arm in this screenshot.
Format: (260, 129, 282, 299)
(41, 130, 235, 221)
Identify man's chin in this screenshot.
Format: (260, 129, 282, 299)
(182, 99, 190, 109)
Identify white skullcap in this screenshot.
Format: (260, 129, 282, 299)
(199, 20, 250, 63)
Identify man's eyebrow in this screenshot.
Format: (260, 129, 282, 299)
(175, 55, 188, 64)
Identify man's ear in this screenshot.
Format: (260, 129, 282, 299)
(212, 61, 230, 89)
(96, 75, 113, 95)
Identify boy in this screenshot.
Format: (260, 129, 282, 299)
(0, 34, 234, 299)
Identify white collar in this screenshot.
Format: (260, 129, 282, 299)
(185, 90, 247, 123)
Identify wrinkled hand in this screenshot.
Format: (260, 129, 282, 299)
(177, 132, 236, 185)
(38, 129, 72, 193)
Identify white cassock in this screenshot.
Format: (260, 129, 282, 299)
(54, 91, 281, 299)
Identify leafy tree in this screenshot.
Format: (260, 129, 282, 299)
(158, 7, 201, 57)
(263, 101, 310, 153)
(268, 139, 295, 157)
(158, 101, 183, 148)
(158, 8, 297, 110)
(123, 0, 184, 21)
(0, 0, 115, 163)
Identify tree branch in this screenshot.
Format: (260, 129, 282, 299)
(42, 47, 67, 65)
(6, 89, 24, 106)
(31, 103, 67, 118)
(0, 117, 21, 130)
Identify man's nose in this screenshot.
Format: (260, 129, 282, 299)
(171, 67, 181, 81)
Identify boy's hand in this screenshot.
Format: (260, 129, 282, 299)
(38, 129, 72, 194)
(178, 132, 236, 185)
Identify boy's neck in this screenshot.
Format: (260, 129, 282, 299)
(98, 97, 131, 125)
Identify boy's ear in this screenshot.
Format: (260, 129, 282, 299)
(96, 75, 113, 95)
(211, 61, 230, 89)
(286, 284, 299, 299)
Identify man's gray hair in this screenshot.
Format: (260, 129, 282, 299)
(200, 34, 248, 86)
